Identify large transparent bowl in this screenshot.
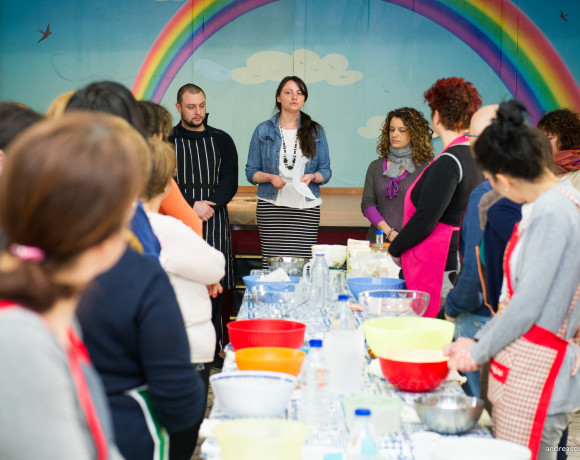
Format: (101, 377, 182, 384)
(251, 284, 299, 318)
(358, 289, 430, 318)
(214, 419, 311, 460)
(414, 394, 484, 434)
(210, 371, 297, 418)
(363, 317, 455, 356)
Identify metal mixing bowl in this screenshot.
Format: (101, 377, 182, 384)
(266, 257, 309, 277)
(414, 394, 484, 434)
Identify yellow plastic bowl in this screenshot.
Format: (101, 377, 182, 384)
(235, 347, 307, 376)
(214, 419, 311, 460)
(363, 317, 455, 355)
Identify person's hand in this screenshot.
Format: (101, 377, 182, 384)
(387, 230, 399, 242)
(444, 313, 456, 322)
(300, 173, 316, 186)
(270, 175, 286, 189)
(444, 338, 479, 372)
(206, 282, 223, 298)
(193, 200, 216, 221)
(391, 256, 402, 267)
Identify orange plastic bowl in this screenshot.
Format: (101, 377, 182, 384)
(378, 349, 449, 393)
(235, 347, 307, 376)
(227, 319, 306, 350)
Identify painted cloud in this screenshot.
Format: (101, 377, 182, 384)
(358, 115, 385, 139)
(232, 49, 362, 86)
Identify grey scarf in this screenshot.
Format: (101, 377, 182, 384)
(384, 145, 415, 178)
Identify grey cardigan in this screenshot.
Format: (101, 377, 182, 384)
(472, 181, 580, 415)
(0, 307, 122, 460)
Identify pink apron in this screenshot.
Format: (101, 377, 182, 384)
(400, 136, 468, 318)
(488, 188, 580, 460)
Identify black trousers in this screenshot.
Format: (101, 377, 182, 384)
(169, 363, 211, 460)
(211, 293, 223, 358)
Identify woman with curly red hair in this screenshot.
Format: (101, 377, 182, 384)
(361, 107, 434, 243)
(537, 108, 580, 192)
(388, 77, 484, 317)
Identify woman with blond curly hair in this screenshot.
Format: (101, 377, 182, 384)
(362, 107, 433, 243)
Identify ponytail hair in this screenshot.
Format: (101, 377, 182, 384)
(275, 76, 322, 159)
(0, 112, 145, 313)
(473, 99, 553, 181)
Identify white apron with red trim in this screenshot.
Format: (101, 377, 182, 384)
(488, 188, 580, 460)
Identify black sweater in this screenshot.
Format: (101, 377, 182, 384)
(389, 145, 484, 270)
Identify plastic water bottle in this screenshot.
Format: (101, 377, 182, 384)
(300, 339, 329, 430)
(310, 252, 329, 309)
(330, 294, 356, 331)
(346, 408, 379, 459)
(370, 229, 387, 254)
(326, 295, 364, 393)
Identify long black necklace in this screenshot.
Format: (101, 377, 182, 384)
(280, 126, 298, 171)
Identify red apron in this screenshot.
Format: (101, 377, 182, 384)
(401, 136, 468, 318)
(0, 301, 108, 460)
(487, 188, 580, 460)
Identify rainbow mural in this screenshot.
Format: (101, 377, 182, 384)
(132, 0, 580, 122)
(132, 0, 278, 103)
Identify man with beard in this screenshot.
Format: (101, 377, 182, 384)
(170, 84, 238, 367)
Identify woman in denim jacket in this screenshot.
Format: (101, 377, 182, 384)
(245, 76, 331, 265)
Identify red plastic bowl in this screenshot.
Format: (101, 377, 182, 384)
(378, 349, 449, 392)
(227, 319, 306, 350)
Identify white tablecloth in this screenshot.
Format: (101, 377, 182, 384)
(201, 291, 492, 459)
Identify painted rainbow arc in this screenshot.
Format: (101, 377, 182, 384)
(132, 0, 580, 122)
(386, 0, 580, 122)
(132, 0, 278, 102)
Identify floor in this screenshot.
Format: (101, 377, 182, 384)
(568, 412, 580, 458)
(191, 374, 580, 459)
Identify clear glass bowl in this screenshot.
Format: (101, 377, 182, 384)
(357, 289, 429, 318)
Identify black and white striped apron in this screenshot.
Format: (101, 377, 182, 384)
(256, 199, 320, 267)
(173, 129, 234, 290)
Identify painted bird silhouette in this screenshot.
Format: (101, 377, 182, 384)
(560, 10, 569, 23)
(37, 24, 52, 43)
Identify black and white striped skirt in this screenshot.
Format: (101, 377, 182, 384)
(256, 200, 320, 267)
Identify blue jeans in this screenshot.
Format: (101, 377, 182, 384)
(454, 313, 490, 398)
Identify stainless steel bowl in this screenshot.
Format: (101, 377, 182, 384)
(266, 257, 309, 277)
(414, 394, 484, 434)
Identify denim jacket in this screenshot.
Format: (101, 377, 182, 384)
(245, 113, 332, 201)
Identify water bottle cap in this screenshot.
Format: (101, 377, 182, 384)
(309, 339, 323, 348)
(376, 229, 384, 235)
(338, 294, 349, 302)
(355, 408, 371, 416)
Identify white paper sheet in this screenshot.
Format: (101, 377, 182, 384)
(292, 156, 316, 199)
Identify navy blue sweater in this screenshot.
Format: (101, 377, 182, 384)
(77, 248, 205, 460)
(445, 181, 492, 318)
(482, 197, 522, 310)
